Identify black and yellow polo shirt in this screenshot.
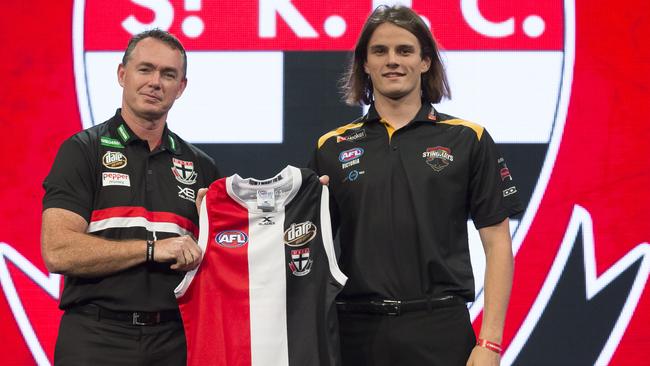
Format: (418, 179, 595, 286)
(310, 103, 523, 302)
(43, 109, 220, 312)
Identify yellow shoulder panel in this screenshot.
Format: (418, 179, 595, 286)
(437, 119, 484, 140)
(317, 122, 365, 149)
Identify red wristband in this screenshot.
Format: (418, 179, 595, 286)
(476, 338, 502, 354)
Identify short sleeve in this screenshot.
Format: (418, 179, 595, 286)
(306, 144, 321, 174)
(469, 129, 524, 229)
(201, 154, 221, 185)
(307, 144, 340, 235)
(42, 135, 96, 222)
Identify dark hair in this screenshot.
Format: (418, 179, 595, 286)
(121, 29, 187, 78)
(342, 5, 450, 105)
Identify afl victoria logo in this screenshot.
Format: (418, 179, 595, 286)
(215, 230, 248, 248)
(338, 148, 364, 163)
(284, 221, 317, 247)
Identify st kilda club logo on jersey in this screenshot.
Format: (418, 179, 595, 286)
(171, 158, 197, 185)
(422, 146, 454, 172)
(284, 221, 317, 247)
(215, 230, 248, 248)
(288, 248, 313, 276)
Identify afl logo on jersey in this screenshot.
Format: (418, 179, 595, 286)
(338, 148, 364, 163)
(215, 230, 248, 248)
(284, 221, 317, 247)
(102, 151, 127, 169)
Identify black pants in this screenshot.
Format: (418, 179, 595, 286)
(54, 311, 186, 366)
(338, 303, 475, 366)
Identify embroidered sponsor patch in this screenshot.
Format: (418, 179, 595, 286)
(422, 146, 454, 172)
(342, 169, 365, 183)
(102, 172, 130, 187)
(117, 124, 130, 142)
(341, 159, 359, 169)
(102, 151, 127, 169)
(100, 136, 124, 149)
(284, 221, 317, 247)
(336, 129, 366, 143)
(498, 157, 513, 181)
(178, 186, 196, 202)
(339, 147, 364, 163)
(171, 158, 198, 185)
(503, 186, 518, 197)
(288, 248, 313, 276)
(215, 230, 248, 248)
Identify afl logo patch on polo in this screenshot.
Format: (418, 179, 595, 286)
(102, 151, 127, 169)
(422, 146, 454, 172)
(215, 230, 248, 248)
(284, 221, 317, 247)
(338, 148, 364, 163)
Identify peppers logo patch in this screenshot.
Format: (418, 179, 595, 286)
(422, 146, 454, 172)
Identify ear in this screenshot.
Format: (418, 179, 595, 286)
(421, 56, 431, 73)
(176, 78, 188, 100)
(117, 64, 126, 87)
(364, 61, 370, 75)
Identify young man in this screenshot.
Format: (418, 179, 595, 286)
(41, 29, 220, 365)
(310, 6, 522, 366)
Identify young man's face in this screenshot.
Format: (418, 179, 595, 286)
(118, 37, 187, 122)
(364, 22, 431, 103)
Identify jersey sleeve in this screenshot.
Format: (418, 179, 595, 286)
(468, 129, 524, 229)
(201, 154, 221, 186)
(42, 134, 96, 223)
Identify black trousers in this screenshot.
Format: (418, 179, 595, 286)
(338, 303, 475, 366)
(54, 311, 186, 366)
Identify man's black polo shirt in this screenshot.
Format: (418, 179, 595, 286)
(43, 110, 220, 312)
(310, 103, 523, 302)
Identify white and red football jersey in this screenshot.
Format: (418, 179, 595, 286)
(175, 165, 347, 366)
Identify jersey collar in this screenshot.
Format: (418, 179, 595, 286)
(364, 101, 438, 125)
(108, 109, 183, 155)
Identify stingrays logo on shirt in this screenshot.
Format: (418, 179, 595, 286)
(423, 146, 454, 172)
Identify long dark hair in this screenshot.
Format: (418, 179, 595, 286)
(342, 5, 450, 105)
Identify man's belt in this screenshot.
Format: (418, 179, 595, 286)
(336, 295, 465, 316)
(67, 304, 181, 326)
